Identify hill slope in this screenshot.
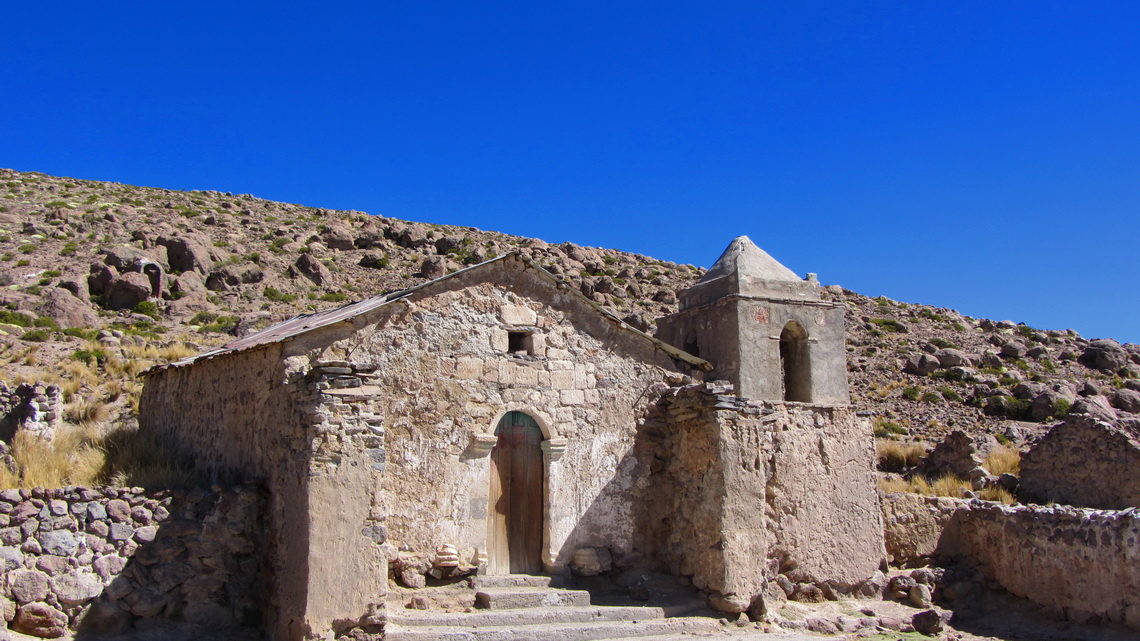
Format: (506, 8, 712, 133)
(1, 167, 1137, 486)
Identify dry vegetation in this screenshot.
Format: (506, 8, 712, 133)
(877, 443, 1021, 505)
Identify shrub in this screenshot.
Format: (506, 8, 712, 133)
(871, 318, 907, 333)
(198, 315, 239, 334)
(18, 243, 36, 254)
(0, 310, 35, 327)
(921, 391, 943, 404)
(132, 301, 161, 320)
(928, 337, 958, 349)
(902, 386, 921, 401)
(872, 416, 908, 437)
(319, 292, 348, 302)
(21, 329, 51, 342)
(936, 386, 962, 402)
(264, 286, 297, 303)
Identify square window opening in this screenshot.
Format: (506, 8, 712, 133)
(507, 331, 534, 355)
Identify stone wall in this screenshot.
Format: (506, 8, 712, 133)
(959, 502, 1140, 629)
(648, 383, 884, 613)
(879, 493, 1140, 630)
(0, 484, 265, 639)
(0, 382, 61, 443)
(1020, 413, 1140, 509)
(139, 257, 704, 640)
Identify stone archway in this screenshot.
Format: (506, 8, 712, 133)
(779, 321, 811, 402)
(487, 411, 544, 574)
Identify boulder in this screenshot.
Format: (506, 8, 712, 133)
(320, 224, 356, 250)
(1000, 342, 1028, 359)
(87, 263, 116, 297)
(157, 235, 213, 274)
(106, 272, 153, 310)
(36, 288, 96, 329)
(419, 256, 457, 280)
(292, 253, 330, 286)
(51, 571, 102, 605)
(912, 609, 947, 635)
(934, 348, 968, 367)
(1113, 388, 1140, 415)
(904, 353, 941, 376)
(205, 263, 264, 291)
(9, 569, 50, 603)
(1079, 339, 1131, 373)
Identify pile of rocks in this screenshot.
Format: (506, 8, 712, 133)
(0, 484, 265, 638)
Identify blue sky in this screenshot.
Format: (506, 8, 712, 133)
(2, 2, 1138, 343)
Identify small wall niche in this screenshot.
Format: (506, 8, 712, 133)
(507, 331, 535, 356)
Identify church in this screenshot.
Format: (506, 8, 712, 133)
(139, 237, 884, 640)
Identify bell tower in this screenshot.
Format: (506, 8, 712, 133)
(657, 236, 850, 404)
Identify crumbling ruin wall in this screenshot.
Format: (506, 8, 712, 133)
(958, 503, 1140, 629)
(879, 493, 1140, 630)
(0, 382, 61, 443)
(651, 383, 884, 612)
(0, 485, 264, 639)
(879, 492, 967, 567)
(1020, 414, 1140, 509)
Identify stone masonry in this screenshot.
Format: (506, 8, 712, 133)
(0, 484, 265, 639)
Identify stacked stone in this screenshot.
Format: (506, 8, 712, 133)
(0, 485, 265, 639)
(0, 382, 61, 441)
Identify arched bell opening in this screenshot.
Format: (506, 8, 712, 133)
(779, 321, 812, 402)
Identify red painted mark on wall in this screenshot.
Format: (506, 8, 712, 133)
(816, 310, 827, 326)
(753, 307, 769, 324)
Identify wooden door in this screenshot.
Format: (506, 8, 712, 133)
(488, 412, 544, 574)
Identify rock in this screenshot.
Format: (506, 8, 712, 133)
(569, 547, 611, 576)
(51, 571, 103, 605)
(1001, 342, 1028, 359)
(36, 288, 97, 329)
(0, 546, 24, 571)
(934, 348, 969, 367)
(904, 353, 941, 376)
(87, 263, 116, 297)
(628, 583, 651, 601)
(293, 253, 330, 286)
(158, 236, 214, 274)
(37, 530, 78, 556)
(205, 263, 264, 291)
(708, 591, 750, 613)
(909, 583, 933, 608)
(321, 224, 356, 251)
(398, 566, 425, 589)
(792, 583, 825, 603)
(169, 271, 206, 295)
(1079, 339, 1131, 373)
(1113, 388, 1140, 414)
(9, 569, 50, 603)
(12, 602, 68, 638)
(78, 601, 133, 635)
(420, 256, 457, 280)
(126, 586, 169, 617)
(912, 609, 947, 635)
(106, 272, 154, 310)
(1071, 395, 1119, 423)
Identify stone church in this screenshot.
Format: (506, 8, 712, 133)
(139, 236, 885, 641)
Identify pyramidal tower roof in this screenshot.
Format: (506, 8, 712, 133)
(698, 235, 801, 284)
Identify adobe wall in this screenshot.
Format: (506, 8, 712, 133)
(657, 298, 849, 404)
(648, 383, 884, 613)
(139, 343, 317, 641)
(880, 493, 1140, 630)
(0, 485, 264, 639)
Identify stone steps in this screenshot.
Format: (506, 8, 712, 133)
(384, 616, 723, 641)
(386, 574, 724, 641)
(474, 586, 593, 609)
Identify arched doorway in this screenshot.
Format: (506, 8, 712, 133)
(779, 321, 811, 402)
(488, 411, 544, 574)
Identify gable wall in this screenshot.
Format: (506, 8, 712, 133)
(285, 261, 689, 573)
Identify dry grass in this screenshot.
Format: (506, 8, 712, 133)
(878, 472, 1016, 505)
(64, 398, 111, 425)
(100, 426, 201, 489)
(876, 439, 926, 473)
(984, 445, 1020, 476)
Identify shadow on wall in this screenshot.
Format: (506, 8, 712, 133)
(1, 485, 266, 640)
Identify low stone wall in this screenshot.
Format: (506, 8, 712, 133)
(959, 502, 1140, 628)
(0, 484, 266, 639)
(880, 493, 1140, 629)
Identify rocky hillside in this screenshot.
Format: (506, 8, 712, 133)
(1, 167, 1138, 483)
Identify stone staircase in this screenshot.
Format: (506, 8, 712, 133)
(384, 574, 726, 641)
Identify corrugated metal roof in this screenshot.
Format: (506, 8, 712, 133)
(149, 252, 712, 373)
